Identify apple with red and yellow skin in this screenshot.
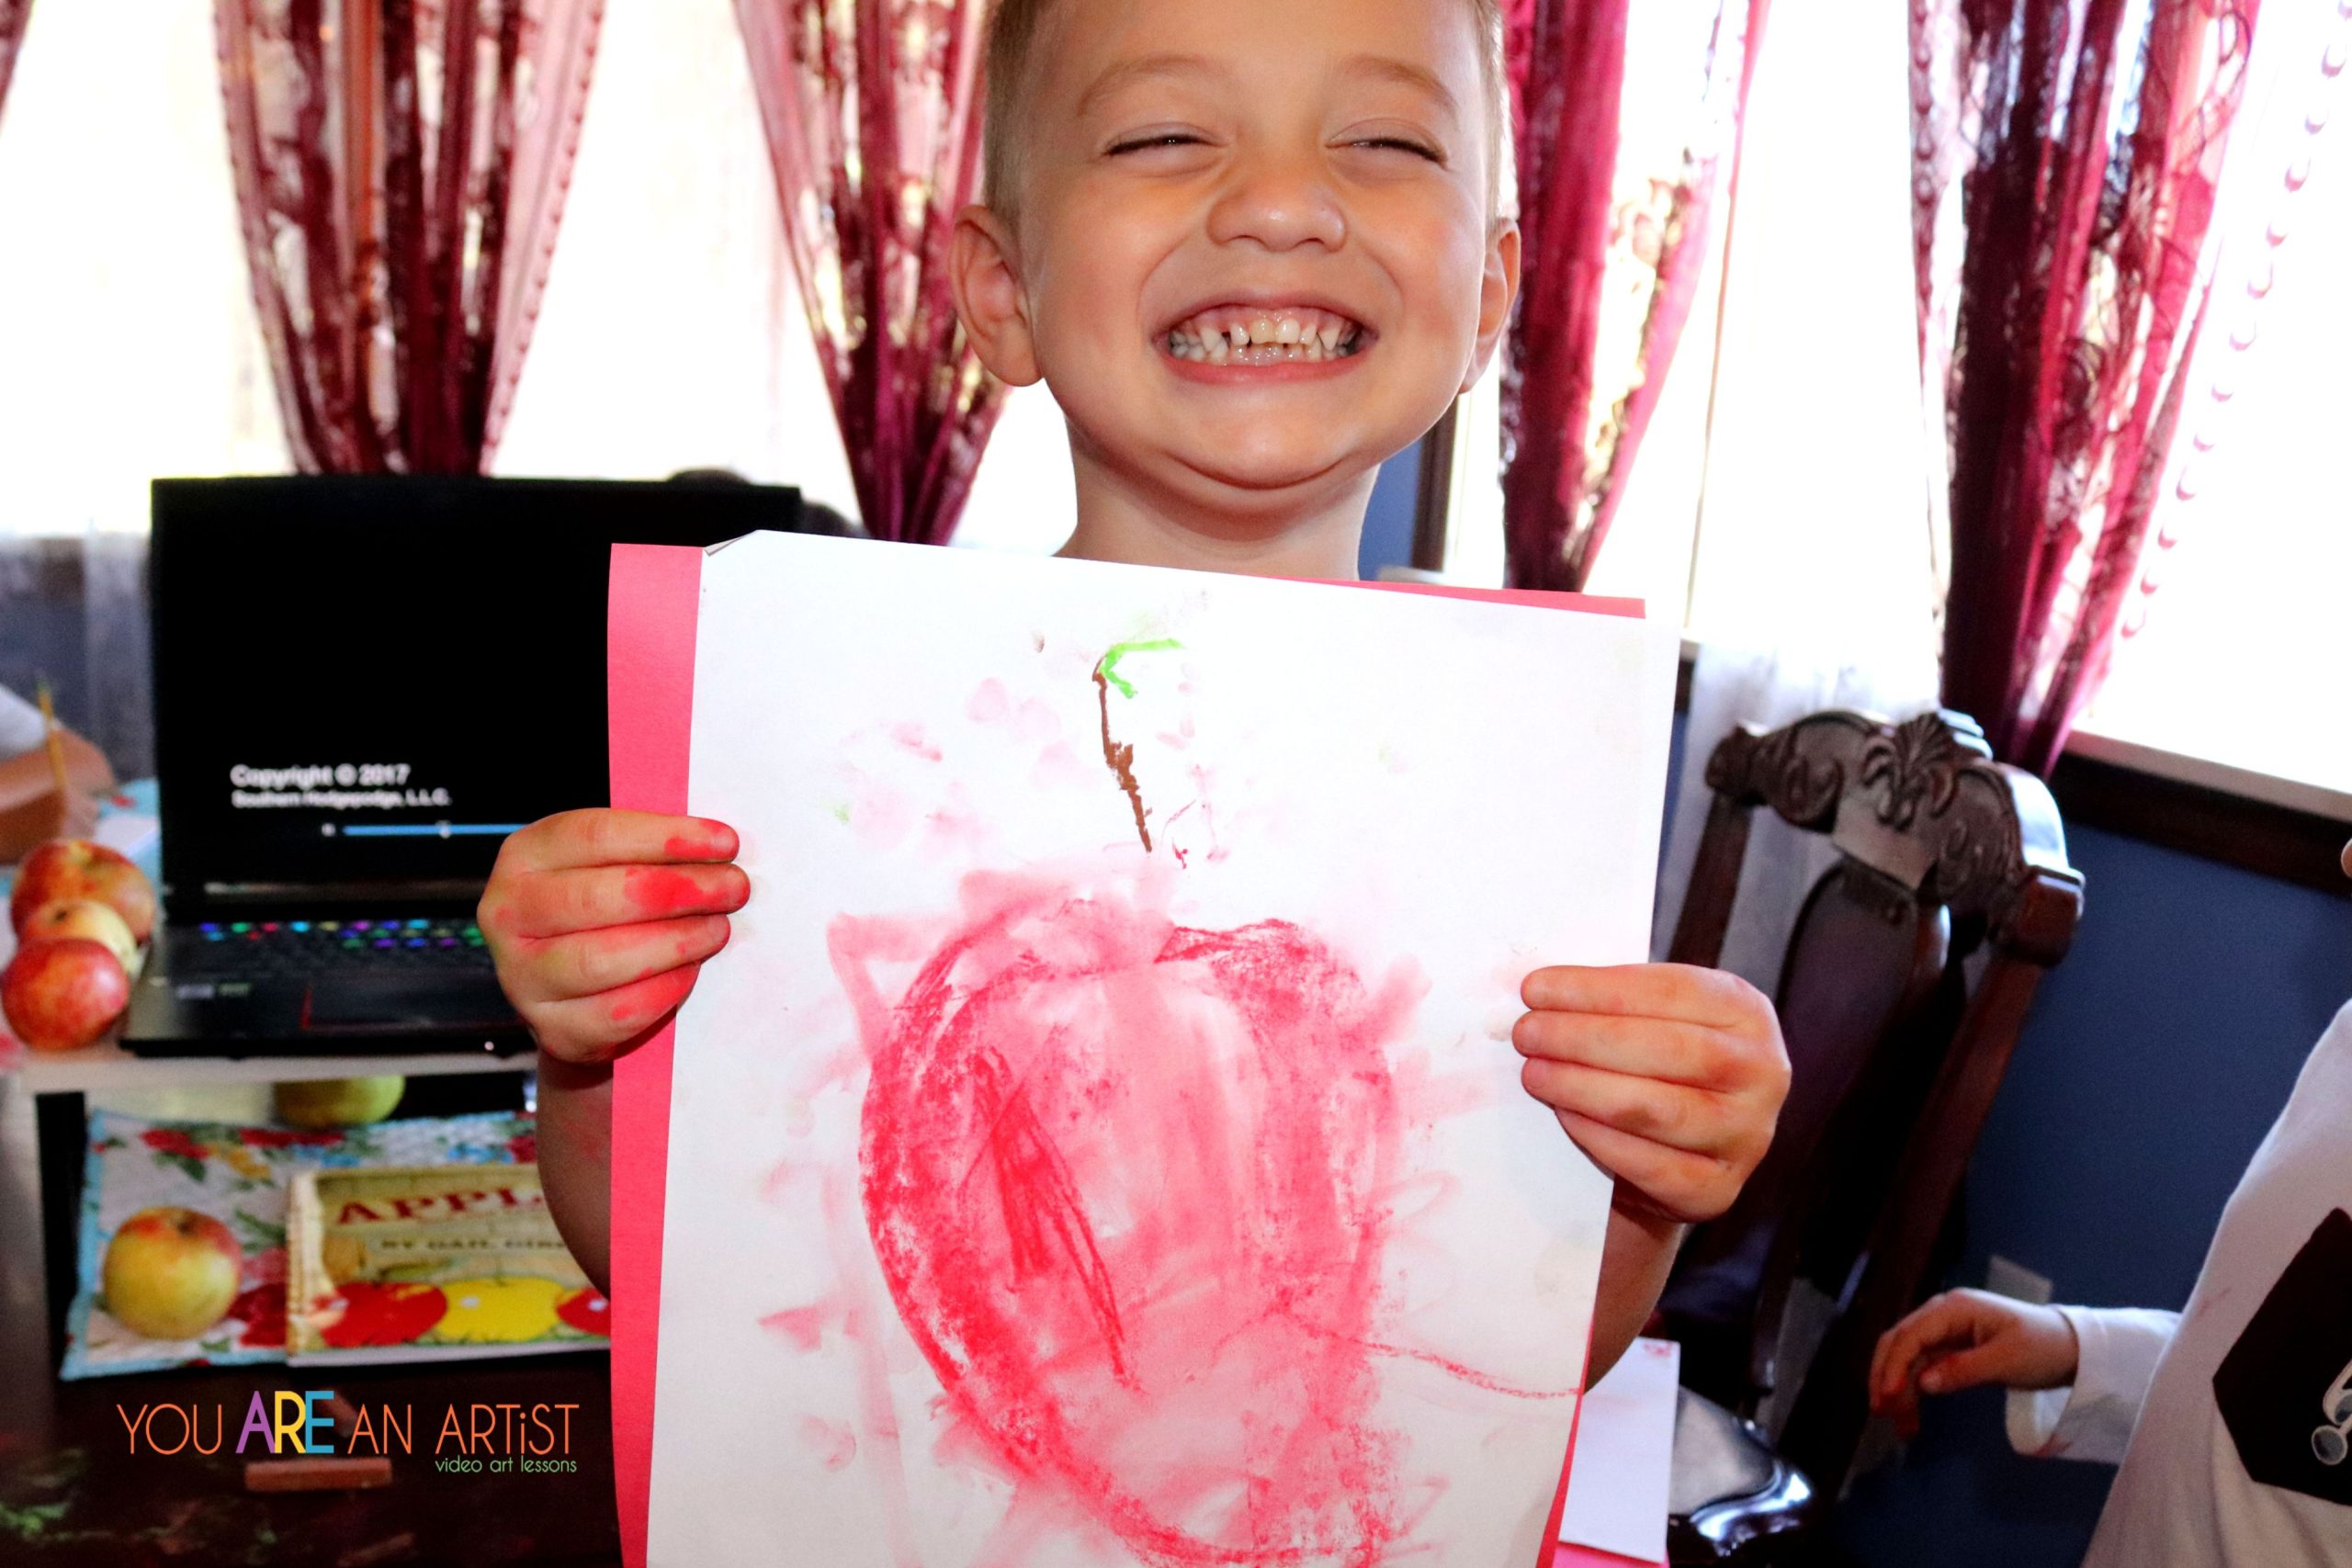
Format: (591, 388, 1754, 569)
(1, 937, 130, 1052)
(102, 1206, 243, 1341)
(18, 897, 141, 976)
(9, 839, 155, 943)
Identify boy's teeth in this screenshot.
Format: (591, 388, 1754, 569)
(1163, 306, 1365, 364)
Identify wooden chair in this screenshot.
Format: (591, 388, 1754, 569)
(1653, 709, 2083, 1564)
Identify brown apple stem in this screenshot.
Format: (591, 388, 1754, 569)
(1094, 669, 1152, 853)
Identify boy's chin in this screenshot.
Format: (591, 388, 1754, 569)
(1170, 445, 1373, 501)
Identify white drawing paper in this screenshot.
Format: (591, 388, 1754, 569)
(643, 531, 1679, 1567)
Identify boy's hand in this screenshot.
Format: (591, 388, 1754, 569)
(1869, 1289, 2080, 1439)
(479, 809, 749, 1065)
(1512, 964, 1790, 1227)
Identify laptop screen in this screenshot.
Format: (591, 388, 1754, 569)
(151, 476, 804, 911)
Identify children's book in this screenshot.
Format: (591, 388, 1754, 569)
(287, 1163, 610, 1365)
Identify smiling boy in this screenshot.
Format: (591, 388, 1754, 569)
(484, 0, 1791, 1384)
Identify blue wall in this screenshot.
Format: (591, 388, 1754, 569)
(1357, 447, 1421, 581)
(1832, 823, 2352, 1566)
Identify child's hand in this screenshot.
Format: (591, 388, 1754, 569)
(1869, 1289, 2081, 1438)
(1512, 964, 1791, 1227)
(479, 809, 749, 1065)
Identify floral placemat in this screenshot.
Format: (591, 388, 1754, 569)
(61, 1107, 538, 1380)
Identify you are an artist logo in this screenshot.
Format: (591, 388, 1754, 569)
(116, 1391, 583, 1474)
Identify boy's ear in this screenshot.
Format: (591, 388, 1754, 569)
(1464, 217, 1521, 393)
(951, 204, 1042, 388)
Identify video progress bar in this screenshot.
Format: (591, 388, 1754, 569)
(334, 823, 526, 839)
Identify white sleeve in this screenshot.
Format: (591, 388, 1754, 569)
(0, 684, 47, 760)
(2004, 1306, 2181, 1465)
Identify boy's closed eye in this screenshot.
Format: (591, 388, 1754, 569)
(1339, 132, 1448, 164)
(1102, 129, 1449, 166)
(1105, 130, 1220, 157)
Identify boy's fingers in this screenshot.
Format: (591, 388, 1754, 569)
(1916, 1342, 2015, 1396)
(521, 964, 707, 1065)
(1511, 1011, 1742, 1089)
(484, 863, 750, 940)
(1871, 1300, 1965, 1409)
(503, 916, 732, 1006)
(500, 810, 740, 874)
(1521, 1057, 1724, 1152)
(1542, 1107, 1732, 1224)
(1521, 963, 1766, 1030)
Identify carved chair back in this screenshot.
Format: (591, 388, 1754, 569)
(1658, 708, 2083, 1489)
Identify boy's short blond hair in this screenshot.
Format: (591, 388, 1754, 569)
(981, 0, 1509, 224)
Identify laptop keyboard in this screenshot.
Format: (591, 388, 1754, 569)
(171, 919, 493, 979)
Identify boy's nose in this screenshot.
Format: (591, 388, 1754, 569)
(1204, 152, 1347, 253)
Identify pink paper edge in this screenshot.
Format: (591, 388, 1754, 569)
(1553, 1546, 1666, 1568)
(1344, 579, 1645, 619)
(606, 543, 704, 1568)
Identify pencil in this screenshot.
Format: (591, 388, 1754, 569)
(35, 677, 71, 804)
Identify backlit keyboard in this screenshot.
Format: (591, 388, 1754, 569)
(170, 918, 492, 979)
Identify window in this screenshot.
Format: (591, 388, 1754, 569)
(1440, 2, 2349, 799)
(0, 0, 1075, 555)
(2069, 4, 2352, 797)
(1441, 0, 1940, 689)
(0, 0, 284, 536)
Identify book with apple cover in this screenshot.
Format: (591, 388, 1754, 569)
(286, 1163, 610, 1364)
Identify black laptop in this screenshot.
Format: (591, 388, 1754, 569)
(122, 475, 800, 1058)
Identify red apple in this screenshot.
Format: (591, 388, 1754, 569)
(9, 839, 155, 943)
(18, 897, 141, 976)
(102, 1206, 243, 1340)
(1, 937, 130, 1052)
(319, 1281, 447, 1348)
(555, 1285, 612, 1337)
(849, 884, 1417, 1559)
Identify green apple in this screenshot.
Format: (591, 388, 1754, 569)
(103, 1206, 242, 1340)
(274, 1076, 407, 1129)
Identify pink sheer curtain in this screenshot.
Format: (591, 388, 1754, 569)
(1499, 0, 1768, 592)
(735, 0, 1005, 546)
(1914, 0, 2261, 773)
(215, 0, 603, 475)
(0, 0, 30, 129)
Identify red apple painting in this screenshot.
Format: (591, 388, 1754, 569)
(626, 532, 1676, 1568)
(850, 881, 1420, 1562)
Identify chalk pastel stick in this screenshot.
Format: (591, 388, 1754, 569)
(243, 1455, 394, 1493)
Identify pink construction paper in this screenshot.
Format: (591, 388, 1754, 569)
(1350, 579, 1645, 620)
(606, 542, 704, 1568)
(1554, 1545, 1666, 1568)
(604, 549, 1645, 1566)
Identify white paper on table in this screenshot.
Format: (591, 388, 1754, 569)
(643, 532, 1679, 1568)
(1558, 1337, 1682, 1563)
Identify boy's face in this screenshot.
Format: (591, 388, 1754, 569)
(956, 0, 1515, 537)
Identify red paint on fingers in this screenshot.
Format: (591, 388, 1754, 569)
(623, 864, 743, 919)
(841, 878, 1428, 1565)
(603, 963, 701, 1028)
(662, 820, 739, 861)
